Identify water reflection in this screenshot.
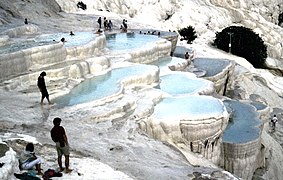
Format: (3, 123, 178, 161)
(223, 100, 262, 143)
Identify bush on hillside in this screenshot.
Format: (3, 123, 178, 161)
(178, 26, 197, 44)
(279, 12, 283, 26)
(213, 26, 267, 68)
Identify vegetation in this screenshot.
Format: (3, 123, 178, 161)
(178, 26, 197, 44)
(213, 26, 267, 68)
(279, 12, 283, 26)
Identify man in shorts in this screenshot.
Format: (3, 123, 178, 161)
(37, 71, 51, 104)
(51, 117, 72, 173)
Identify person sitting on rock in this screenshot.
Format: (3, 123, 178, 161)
(24, 18, 28, 25)
(95, 28, 103, 35)
(19, 143, 43, 175)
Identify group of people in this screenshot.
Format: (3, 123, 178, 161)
(19, 117, 72, 176)
(97, 17, 113, 30)
(19, 71, 72, 177)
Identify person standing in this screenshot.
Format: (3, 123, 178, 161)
(19, 143, 43, 175)
(103, 17, 108, 29)
(50, 117, 72, 173)
(108, 20, 113, 30)
(37, 71, 51, 105)
(97, 17, 102, 29)
(271, 114, 278, 130)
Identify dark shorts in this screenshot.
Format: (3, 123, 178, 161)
(41, 89, 49, 98)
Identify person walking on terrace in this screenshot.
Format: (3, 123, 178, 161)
(51, 117, 72, 173)
(37, 71, 51, 105)
(271, 114, 278, 131)
(19, 143, 43, 175)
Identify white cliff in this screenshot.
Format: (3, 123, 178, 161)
(0, 0, 283, 180)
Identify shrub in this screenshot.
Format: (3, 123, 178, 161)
(213, 26, 267, 68)
(279, 12, 283, 26)
(178, 26, 197, 44)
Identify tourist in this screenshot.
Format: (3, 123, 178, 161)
(70, 31, 75, 36)
(108, 20, 113, 30)
(51, 117, 72, 173)
(271, 114, 278, 130)
(120, 25, 127, 32)
(60, 37, 66, 43)
(103, 17, 108, 29)
(185, 52, 189, 60)
(122, 19, 128, 30)
(97, 17, 102, 29)
(19, 143, 43, 175)
(37, 71, 51, 105)
(24, 18, 28, 24)
(95, 28, 103, 35)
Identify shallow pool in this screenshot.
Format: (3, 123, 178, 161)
(152, 96, 226, 120)
(158, 74, 211, 95)
(55, 64, 158, 106)
(0, 40, 56, 54)
(106, 33, 160, 51)
(193, 58, 230, 77)
(36, 31, 97, 47)
(223, 100, 262, 143)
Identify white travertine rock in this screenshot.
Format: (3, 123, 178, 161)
(1, 24, 40, 37)
(0, 43, 66, 80)
(129, 39, 171, 64)
(140, 96, 229, 164)
(66, 34, 106, 59)
(222, 138, 262, 180)
(0, 35, 9, 46)
(86, 57, 110, 75)
(0, 147, 19, 180)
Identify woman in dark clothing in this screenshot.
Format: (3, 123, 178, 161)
(37, 71, 51, 104)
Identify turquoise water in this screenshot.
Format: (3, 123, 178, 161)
(223, 100, 262, 143)
(106, 33, 160, 51)
(152, 96, 225, 120)
(55, 64, 158, 106)
(36, 31, 97, 47)
(250, 102, 267, 111)
(0, 40, 56, 54)
(193, 58, 230, 77)
(159, 74, 210, 95)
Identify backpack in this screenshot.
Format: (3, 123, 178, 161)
(42, 169, 63, 180)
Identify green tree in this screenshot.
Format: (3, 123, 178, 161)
(279, 12, 283, 26)
(213, 26, 267, 68)
(178, 26, 197, 44)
